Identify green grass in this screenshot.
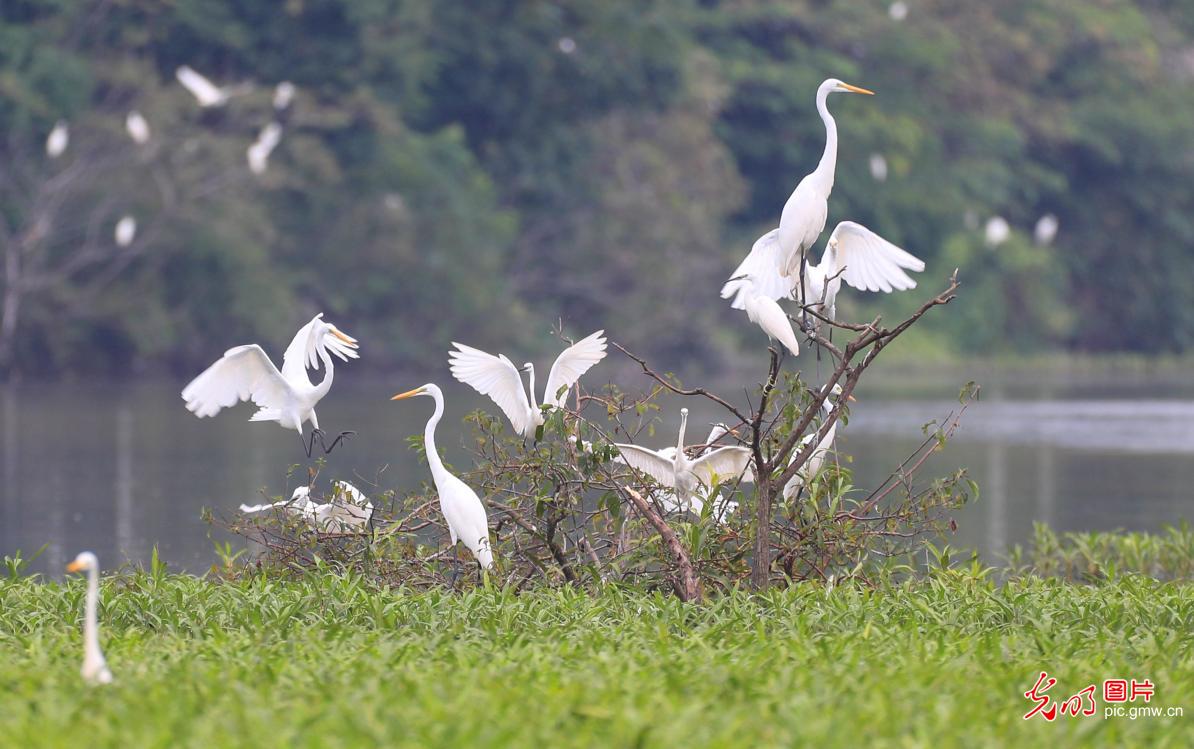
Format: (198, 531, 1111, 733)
(1, 568, 1191, 748)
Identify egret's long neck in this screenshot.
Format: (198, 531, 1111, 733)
(423, 392, 449, 484)
(676, 412, 689, 453)
(814, 87, 838, 189)
(83, 567, 102, 661)
(313, 345, 335, 400)
(526, 364, 538, 407)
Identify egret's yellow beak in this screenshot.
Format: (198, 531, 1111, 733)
(391, 386, 425, 401)
(331, 328, 358, 345)
(729, 427, 741, 437)
(848, 394, 857, 402)
(839, 82, 874, 95)
(66, 560, 84, 573)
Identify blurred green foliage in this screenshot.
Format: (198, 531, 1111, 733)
(2, 0, 1193, 376)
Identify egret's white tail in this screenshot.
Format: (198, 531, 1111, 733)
(249, 408, 281, 422)
(474, 540, 495, 570)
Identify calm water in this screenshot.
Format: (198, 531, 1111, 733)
(2, 370, 1192, 576)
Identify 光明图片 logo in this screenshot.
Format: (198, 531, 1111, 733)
(1023, 672, 1184, 721)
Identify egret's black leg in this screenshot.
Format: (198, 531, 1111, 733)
(316, 430, 356, 454)
(300, 430, 319, 458)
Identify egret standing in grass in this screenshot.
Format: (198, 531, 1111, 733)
(181, 314, 359, 457)
(448, 331, 607, 438)
(392, 384, 494, 571)
(66, 552, 113, 686)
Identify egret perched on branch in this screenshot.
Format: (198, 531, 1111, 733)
(723, 222, 925, 322)
(783, 384, 853, 502)
(776, 78, 874, 279)
(125, 111, 150, 144)
(241, 481, 373, 532)
(65, 552, 113, 685)
(175, 66, 248, 108)
(181, 314, 359, 457)
(273, 81, 296, 110)
(391, 384, 494, 570)
(46, 120, 69, 158)
(734, 273, 802, 355)
(615, 408, 753, 508)
(247, 122, 282, 175)
(448, 331, 607, 438)
(657, 423, 750, 521)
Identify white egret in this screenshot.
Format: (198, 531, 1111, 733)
(181, 313, 359, 457)
(247, 122, 282, 175)
(175, 66, 243, 108)
(65, 552, 113, 686)
(114, 216, 136, 247)
(391, 384, 494, 570)
(125, 111, 150, 144)
(776, 78, 874, 279)
(273, 81, 296, 110)
(783, 384, 853, 502)
(723, 222, 925, 321)
(1034, 214, 1059, 246)
(657, 423, 749, 521)
(869, 153, 888, 182)
(889, 2, 909, 21)
(241, 481, 373, 532)
(984, 216, 1010, 247)
(736, 274, 801, 355)
(448, 330, 607, 438)
(46, 120, 69, 158)
(615, 408, 753, 508)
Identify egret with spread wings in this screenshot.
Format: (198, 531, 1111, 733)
(449, 331, 607, 438)
(181, 314, 359, 457)
(615, 408, 753, 508)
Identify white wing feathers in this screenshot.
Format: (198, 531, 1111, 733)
(720, 229, 793, 309)
(612, 444, 677, 486)
(826, 221, 925, 294)
(745, 293, 801, 356)
(181, 345, 291, 419)
(280, 313, 357, 381)
(448, 343, 533, 435)
(691, 446, 753, 486)
(543, 330, 607, 408)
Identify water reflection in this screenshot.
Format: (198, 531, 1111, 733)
(0, 375, 1191, 575)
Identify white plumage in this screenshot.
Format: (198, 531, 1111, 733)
(449, 331, 607, 438)
(247, 122, 283, 175)
(984, 216, 1010, 247)
(65, 552, 113, 686)
(176, 65, 231, 107)
(114, 216, 137, 247)
(125, 110, 150, 144)
(241, 481, 373, 532)
(392, 384, 494, 570)
(656, 424, 747, 521)
(46, 120, 69, 158)
(783, 384, 851, 501)
(1034, 214, 1059, 246)
(739, 275, 801, 355)
(273, 81, 296, 110)
(181, 314, 358, 443)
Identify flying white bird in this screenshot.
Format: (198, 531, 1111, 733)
(392, 384, 494, 570)
(615, 408, 753, 508)
(869, 153, 888, 182)
(889, 2, 909, 21)
(723, 222, 925, 321)
(125, 111, 150, 144)
(1034, 214, 1059, 246)
(984, 216, 1010, 247)
(65, 552, 113, 686)
(776, 78, 874, 279)
(175, 65, 240, 108)
(46, 120, 69, 158)
(448, 331, 607, 438)
(114, 216, 136, 247)
(273, 81, 296, 110)
(783, 384, 853, 502)
(181, 313, 359, 457)
(241, 481, 373, 532)
(247, 122, 282, 175)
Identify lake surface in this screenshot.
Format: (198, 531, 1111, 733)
(2, 369, 1191, 576)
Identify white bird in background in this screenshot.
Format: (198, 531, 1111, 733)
(65, 552, 113, 686)
(889, 2, 909, 21)
(46, 120, 69, 158)
(240, 481, 374, 532)
(723, 222, 925, 322)
(984, 216, 1010, 247)
(175, 65, 238, 108)
(125, 110, 150, 144)
(776, 78, 874, 279)
(869, 153, 888, 182)
(1034, 214, 1059, 246)
(273, 81, 296, 110)
(181, 313, 359, 457)
(615, 408, 753, 508)
(247, 122, 283, 175)
(783, 384, 853, 502)
(114, 216, 137, 247)
(449, 331, 607, 438)
(392, 384, 495, 570)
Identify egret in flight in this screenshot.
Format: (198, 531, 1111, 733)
(615, 408, 753, 508)
(392, 384, 494, 570)
(448, 331, 607, 438)
(723, 221, 925, 322)
(241, 481, 373, 532)
(65, 552, 113, 685)
(783, 384, 853, 502)
(181, 314, 359, 457)
(776, 78, 874, 279)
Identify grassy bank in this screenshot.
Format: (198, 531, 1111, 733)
(1, 566, 1190, 748)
